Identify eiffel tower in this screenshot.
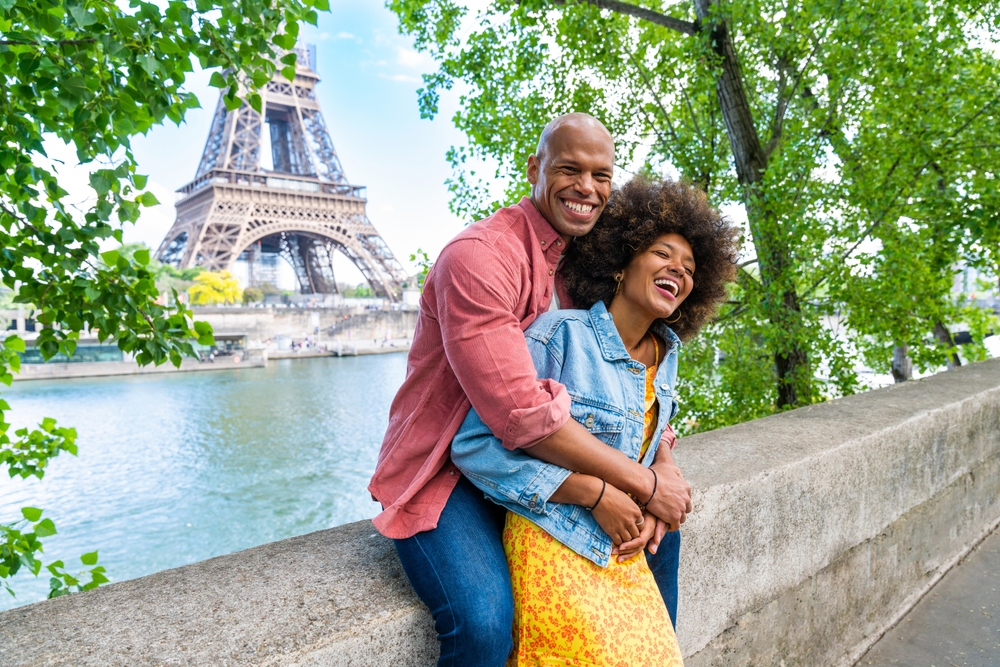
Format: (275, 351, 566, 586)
(155, 44, 407, 300)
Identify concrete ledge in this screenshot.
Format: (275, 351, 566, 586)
(1, 358, 998, 666)
(13, 353, 267, 382)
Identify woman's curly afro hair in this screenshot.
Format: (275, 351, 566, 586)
(563, 175, 740, 342)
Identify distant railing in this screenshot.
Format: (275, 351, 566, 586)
(177, 168, 366, 199)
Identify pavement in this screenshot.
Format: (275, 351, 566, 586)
(859, 526, 1000, 667)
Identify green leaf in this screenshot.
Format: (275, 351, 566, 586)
(68, 4, 97, 27)
(100, 250, 120, 267)
(139, 192, 160, 207)
(34, 519, 57, 538)
(208, 71, 227, 89)
(21, 507, 43, 522)
(80, 551, 99, 566)
(4, 336, 25, 353)
(134, 248, 150, 266)
(193, 320, 215, 345)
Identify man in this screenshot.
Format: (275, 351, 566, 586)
(369, 113, 693, 665)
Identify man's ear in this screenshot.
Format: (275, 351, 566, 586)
(526, 154, 540, 185)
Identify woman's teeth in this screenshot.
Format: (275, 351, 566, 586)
(654, 279, 678, 296)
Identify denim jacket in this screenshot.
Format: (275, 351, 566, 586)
(450, 300, 681, 567)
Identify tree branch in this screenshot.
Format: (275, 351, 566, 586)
(628, 53, 681, 147)
(553, 0, 699, 35)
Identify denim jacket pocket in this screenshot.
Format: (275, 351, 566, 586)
(569, 399, 625, 446)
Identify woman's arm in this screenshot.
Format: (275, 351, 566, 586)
(550, 473, 643, 546)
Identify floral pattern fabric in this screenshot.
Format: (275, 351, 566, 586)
(504, 513, 683, 666)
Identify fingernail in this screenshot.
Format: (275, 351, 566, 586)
(650, 545, 657, 553)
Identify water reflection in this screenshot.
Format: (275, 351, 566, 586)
(0, 354, 406, 610)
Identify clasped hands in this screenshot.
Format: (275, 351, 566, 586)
(593, 462, 692, 563)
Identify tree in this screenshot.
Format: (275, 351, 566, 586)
(243, 286, 265, 304)
(1, 0, 328, 600)
(389, 0, 1000, 430)
(188, 270, 242, 305)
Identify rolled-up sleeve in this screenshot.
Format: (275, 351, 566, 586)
(452, 408, 572, 516)
(436, 240, 571, 450)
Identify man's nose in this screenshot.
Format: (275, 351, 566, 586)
(574, 173, 595, 196)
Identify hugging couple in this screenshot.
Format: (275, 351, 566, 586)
(369, 113, 739, 666)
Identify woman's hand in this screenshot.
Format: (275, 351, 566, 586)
(614, 510, 656, 562)
(591, 483, 643, 545)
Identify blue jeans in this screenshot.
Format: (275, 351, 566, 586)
(394, 476, 681, 667)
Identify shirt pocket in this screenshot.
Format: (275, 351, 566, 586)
(569, 399, 625, 447)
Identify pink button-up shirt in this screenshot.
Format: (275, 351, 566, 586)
(369, 198, 575, 539)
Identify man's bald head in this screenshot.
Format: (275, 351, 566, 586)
(535, 113, 614, 162)
(527, 113, 615, 242)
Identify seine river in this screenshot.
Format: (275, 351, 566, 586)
(0, 354, 406, 611)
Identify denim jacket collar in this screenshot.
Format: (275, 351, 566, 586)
(586, 300, 681, 363)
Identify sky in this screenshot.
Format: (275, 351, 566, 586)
(113, 2, 474, 286)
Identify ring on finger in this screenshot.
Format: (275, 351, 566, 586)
(636, 517, 644, 526)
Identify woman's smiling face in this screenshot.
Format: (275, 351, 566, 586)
(616, 233, 695, 321)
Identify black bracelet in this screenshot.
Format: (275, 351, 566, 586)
(644, 469, 658, 507)
(585, 479, 607, 511)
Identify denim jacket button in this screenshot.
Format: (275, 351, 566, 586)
(660, 384, 669, 391)
(528, 500, 537, 509)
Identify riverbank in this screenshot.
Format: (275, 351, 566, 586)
(12, 342, 409, 381)
(13, 351, 267, 381)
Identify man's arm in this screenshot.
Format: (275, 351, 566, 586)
(528, 420, 691, 529)
(435, 241, 573, 450)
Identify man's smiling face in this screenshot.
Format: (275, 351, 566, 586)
(527, 114, 615, 242)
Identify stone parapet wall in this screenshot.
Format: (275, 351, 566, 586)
(1, 358, 998, 666)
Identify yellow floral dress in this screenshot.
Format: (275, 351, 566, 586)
(503, 353, 684, 667)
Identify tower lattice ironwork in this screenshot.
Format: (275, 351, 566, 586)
(155, 45, 407, 299)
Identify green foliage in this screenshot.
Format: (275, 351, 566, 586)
(389, 0, 1000, 432)
(257, 281, 281, 296)
(409, 248, 435, 289)
(242, 286, 265, 304)
(1, 508, 107, 599)
(1, 0, 326, 599)
(343, 284, 376, 298)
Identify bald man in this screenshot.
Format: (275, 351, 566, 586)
(369, 114, 691, 665)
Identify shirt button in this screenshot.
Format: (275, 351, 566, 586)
(541, 240, 546, 245)
(556, 240, 562, 246)
(449, 470, 456, 476)
(660, 384, 668, 390)
(548, 269, 554, 275)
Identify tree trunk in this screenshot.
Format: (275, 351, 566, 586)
(932, 320, 962, 369)
(891, 343, 912, 383)
(692, 0, 808, 408)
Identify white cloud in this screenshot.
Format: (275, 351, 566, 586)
(396, 45, 433, 69)
(379, 73, 421, 84)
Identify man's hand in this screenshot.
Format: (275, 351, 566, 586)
(591, 484, 643, 545)
(644, 462, 692, 531)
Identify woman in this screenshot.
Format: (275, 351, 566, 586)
(451, 176, 739, 665)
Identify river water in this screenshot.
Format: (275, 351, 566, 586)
(0, 354, 407, 611)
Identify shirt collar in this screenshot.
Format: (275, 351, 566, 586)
(587, 300, 682, 363)
(516, 196, 566, 257)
